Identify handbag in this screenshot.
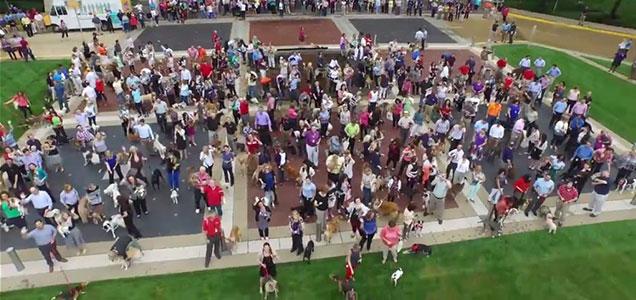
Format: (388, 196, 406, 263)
(90, 153, 101, 165)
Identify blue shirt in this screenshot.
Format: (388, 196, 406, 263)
(553, 101, 567, 114)
(533, 178, 555, 196)
(362, 217, 377, 234)
(262, 172, 275, 191)
(547, 66, 561, 78)
(301, 182, 316, 199)
(132, 89, 142, 104)
(574, 145, 593, 160)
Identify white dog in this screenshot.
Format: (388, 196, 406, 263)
(170, 189, 179, 204)
(617, 178, 636, 194)
(545, 213, 557, 234)
(153, 136, 167, 160)
(103, 214, 126, 239)
(391, 268, 403, 286)
(103, 183, 121, 208)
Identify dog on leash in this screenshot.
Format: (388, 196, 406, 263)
(545, 213, 557, 234)
(226, 226, 242, 253)
(152, 136, 167, 160)
(391, 268, 404, 287)
(170, 189, 179, 204)
(260, 275, 279, 300)
(617, 178, 636, 194)
(151, 168, 165, 191)
(411, 220, 425, 238)
(324, 217, 341, 243)
(82, 150, 100, 166)
(303, 240, 315, 263)
(329, 274, 357, 300)
(50, 282, 88, 300)
(103, 183, 121, 208)
(103, 214, 126, 239)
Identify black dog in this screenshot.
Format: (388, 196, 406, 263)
(303, 240, 315, 263)
(151, 169, 165, 191)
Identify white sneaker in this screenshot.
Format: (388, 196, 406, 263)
(207, 207, 212, 211)
(195, 209, 200, 214)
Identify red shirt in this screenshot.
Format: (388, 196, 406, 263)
(496, 59, 507, 69)
(96, 79, 105, 93)
(246, 139, 260, 154)
(513, 178, 531, 193)
(202, 216, 221, 237)
(239, 100, 249, 115)
(504, 76, 514, 90)
(557, 185, 578, 203)
(200, 63, 213, 78)
(203, 185, 224, 206)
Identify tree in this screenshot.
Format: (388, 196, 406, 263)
(610, 0, 623, 19)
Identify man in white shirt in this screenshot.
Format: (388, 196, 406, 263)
(489, 122, 505, 140)
(368, 88, 379, 111)
(446, 145, 464, 179)
(81, 84, 97, 104)
(533, 57, 546, 76)
(21, 187, 52, 218)
(519, 56, 531, 70)
(415, 27, 427, 49)
(85, 70, 98, 88)
(135, 119, 155, 154)
(180, 67, 192, 84)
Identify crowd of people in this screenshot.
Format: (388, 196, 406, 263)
(0, 1, 635, 297)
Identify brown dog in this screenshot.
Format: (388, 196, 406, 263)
(77, 197, 91, 224)
(284, 164, 300, 184)
(51, 282, 88, 300)
(324, 217, 341, 243)
(373, 199, 399, 221)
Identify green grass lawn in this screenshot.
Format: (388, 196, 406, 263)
(505, 0, 636, 29)
(582, 56, 633, 78)
(492, 44, 636, 141)
(0, 60, 68, 139)
(2, 220, 635, 300)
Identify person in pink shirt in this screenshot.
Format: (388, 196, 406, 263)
(571, 99, 588, 118)
(358, 109, 370, 139)
(380, 220, 402, 264)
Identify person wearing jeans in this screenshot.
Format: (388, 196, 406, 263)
(254, 200, 271, 240)
(166, 153, 180, 191)
(380, 220, 402, 264)
(221, 146, 235, 186)
(22, 219, 68, 272)
(358, 211, 377, 251)
(202, 211, 222, 268)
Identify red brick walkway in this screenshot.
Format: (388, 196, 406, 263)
(250, 19, 342, 46)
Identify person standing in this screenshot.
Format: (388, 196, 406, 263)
(380, 220, 402, 264)
(358, 211, 377, 251)
(202, 210, 222, 268)
(304, 126, 321, 167)
(314, 186, 329, 232)
(121, 176, 148, 218)
(466, 165, 485, 203)
(402, 202, 415, 240)
(584, 170, 611, 217)
(59, 20, 69, 38)
(59, 184, 80, 214)
(430, 174, 451, 224)
(21, 219, 68, 273)
(254, 199, 271, 240)
(258, 242, 278, 290)
(221, 145, 235, 186)
(202, 180, 225, 216)
(117, 195, 142, 238)
(555, 179, 578, 226)
(56, 211, 87, 256)
(414, 27, 427, 49)
(289, 210, 304, 255)
(1, 191, 27, 231)
(21, 187, 53, 220)
(525, 173, 555, 217)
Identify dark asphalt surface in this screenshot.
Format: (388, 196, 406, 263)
(349, 18, 455, 43)
(1, 122, 215, 250)
(135, 23, 233, 51)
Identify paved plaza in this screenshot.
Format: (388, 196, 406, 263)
(1, 9, 636, 295)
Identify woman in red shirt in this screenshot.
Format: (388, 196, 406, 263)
(246, 134, 262, 155)
(5, 91, 32, 119)
(512, 174, 532, 207)
(439, 99, 453, 120)
(95, 78, 106, 103)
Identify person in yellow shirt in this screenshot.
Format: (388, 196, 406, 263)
(486, 100, 502, 128)
(21, 16, 33, 37)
